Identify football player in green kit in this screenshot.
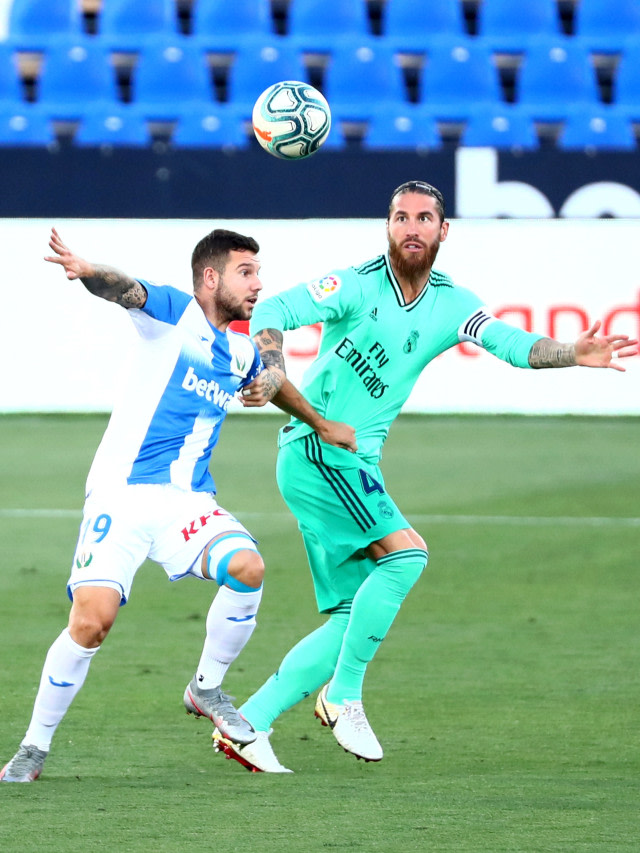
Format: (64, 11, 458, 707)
(215, 181, 637, 773)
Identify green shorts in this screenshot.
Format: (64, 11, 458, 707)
(276, 433, 410, 613)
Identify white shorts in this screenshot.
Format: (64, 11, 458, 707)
(67, 484, 258, 604)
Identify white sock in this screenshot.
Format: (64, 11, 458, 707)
(23, 628, 99, 751)
(195, 586, 262, 689)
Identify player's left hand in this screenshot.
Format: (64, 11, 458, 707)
(575, 321, 639, 371)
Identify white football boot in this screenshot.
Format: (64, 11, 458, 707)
(314, 684, 383, 762)
(213, 728, 293, 774)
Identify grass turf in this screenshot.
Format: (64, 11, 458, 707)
(0, 413, 638, 852)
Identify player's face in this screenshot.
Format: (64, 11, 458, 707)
(215, 250, 263, 322)
(386, 192, 448, 283)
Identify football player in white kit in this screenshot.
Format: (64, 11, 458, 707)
(1, 226, 286, 781)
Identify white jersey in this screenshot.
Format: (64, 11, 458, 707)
(85, 281, 262, 495)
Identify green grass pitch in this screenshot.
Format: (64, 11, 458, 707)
(1, 413, 639, 852)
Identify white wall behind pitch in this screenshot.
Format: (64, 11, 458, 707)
(1, 217, 638, 414)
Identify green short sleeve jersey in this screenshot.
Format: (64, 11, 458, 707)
(250, 254, 543, 463)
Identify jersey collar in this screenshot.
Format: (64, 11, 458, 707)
(384, 252, 431, 311)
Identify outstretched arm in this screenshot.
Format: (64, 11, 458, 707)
(528, 321, 638, 372)
(240, 326, 358, 452)
(44, 227, 147, 309)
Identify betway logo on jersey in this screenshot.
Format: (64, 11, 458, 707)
(182, 366, 233, 409)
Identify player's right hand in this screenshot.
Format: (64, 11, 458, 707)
(317, 420, 358, 453)
(44, 227, 93, 280)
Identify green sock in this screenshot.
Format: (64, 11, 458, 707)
(327, 548, 428, 704)
(240, 606, 350, 731)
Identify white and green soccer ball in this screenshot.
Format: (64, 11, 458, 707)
(252, 80, 331, 160)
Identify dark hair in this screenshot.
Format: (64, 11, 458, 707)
(388, 181, 446, 222)
(191, 229, 260, 287)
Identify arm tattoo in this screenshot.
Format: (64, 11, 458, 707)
(80, 265, 147, 308)
(528, 338, 576, 369)
(261, 368, 285, 397)
(262, 350, 286, 372)
(254, 327, 284, 351)
(254, 328, 286, 374)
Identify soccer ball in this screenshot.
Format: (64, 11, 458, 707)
(252, 80, 331, 160)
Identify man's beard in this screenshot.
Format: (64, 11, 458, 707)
(216, 279, 252, 323)
(388, 236, 440, 287)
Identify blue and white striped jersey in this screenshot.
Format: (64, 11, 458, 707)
(86, 281, 262, 495)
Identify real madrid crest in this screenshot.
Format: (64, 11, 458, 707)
(403, 330, 420, 354)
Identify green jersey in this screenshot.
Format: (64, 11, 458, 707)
(250, 254, 543, 464)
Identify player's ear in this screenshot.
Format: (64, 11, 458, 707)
(202, 266, 219, 291)
(439, 220, 449, 242)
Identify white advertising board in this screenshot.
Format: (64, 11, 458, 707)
(1, 218, 638, 414)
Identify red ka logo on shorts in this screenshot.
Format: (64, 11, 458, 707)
(181, 508, 230, 542)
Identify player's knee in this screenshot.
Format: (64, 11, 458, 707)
(68, 609, 115, 647)
(226, 549, 264, 590)
(204, 533, 263, 590)
(377, 546, 429, 597)
(68, 587, 120, 648)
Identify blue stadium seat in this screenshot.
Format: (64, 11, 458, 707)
(226, 40, 307, 117)
(7, 0, 83, 51)
(286, 0, 371, 52)
(363, 105, 442, 150)
(515, 38, 601, 121)
(476, 0, 562, 53)
(0, 44, 25, 104)
(419, 38, 503, 121)
(37, 40, 120, 120)
(131, 37, 214, 120)
(558, 104, 636, 150)
(172, 105, 249, 148)
(613, 37, 640, 118)
(460, 103, 539, 149)
(320, 119, 348, 150)
(381, 0, 466, 53)
(0, 104, 54, 145)
(574, 0, 640, 54)
(192, 0, 275, 53)
(74, 103, 151, 147)
(324, 43, 407, 122)
(97, 0, 180, 52)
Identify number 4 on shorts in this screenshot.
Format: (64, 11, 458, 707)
(358, 470, 384, 496)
